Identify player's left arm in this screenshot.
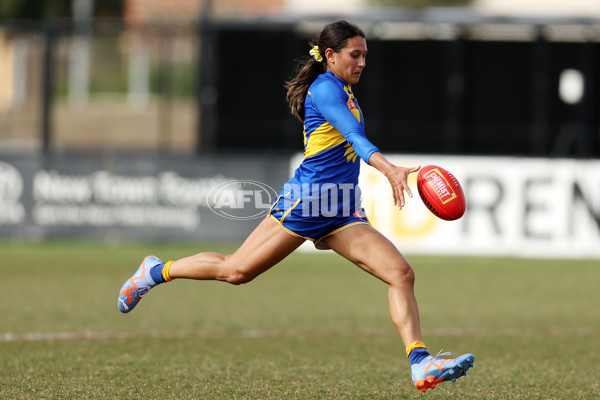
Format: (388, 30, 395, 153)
(311, 83, 379, 164)
(313, 82, 419, 208)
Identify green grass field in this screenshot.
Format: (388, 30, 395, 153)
(1, 241, 599, 399)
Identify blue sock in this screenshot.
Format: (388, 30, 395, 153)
(149, 263, 166, 284)
(408, 348, 430, 365)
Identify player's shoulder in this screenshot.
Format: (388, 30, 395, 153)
(309, 72, 345, 97)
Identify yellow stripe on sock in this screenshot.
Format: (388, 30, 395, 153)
(162, 260, 174, 282)
(406, 341, 427, 357)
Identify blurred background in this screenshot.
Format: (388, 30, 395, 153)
(0, 0, 599, 258)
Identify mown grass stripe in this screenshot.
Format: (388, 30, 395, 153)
(1, 326, 597, 342)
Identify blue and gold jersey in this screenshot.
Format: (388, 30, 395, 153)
(289, 71, 379, 188)
(271, 71, 379, 245)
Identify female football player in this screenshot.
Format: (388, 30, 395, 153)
(117, 20, 474, 392)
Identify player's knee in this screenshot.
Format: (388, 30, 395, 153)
(402, 265, 416, 285)
(388, 262, 415, 287)
(220, 263, 255, 285)
(218, 256, 260, 285)
(226, 270, 255, 285)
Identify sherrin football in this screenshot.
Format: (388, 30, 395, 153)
(417, 165, 466, 221)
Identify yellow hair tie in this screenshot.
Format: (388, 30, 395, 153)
(309, 46, 323, 62)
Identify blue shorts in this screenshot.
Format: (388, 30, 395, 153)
(268, 191, 370, 250)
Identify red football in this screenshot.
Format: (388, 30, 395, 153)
(417, 165, 466, 221)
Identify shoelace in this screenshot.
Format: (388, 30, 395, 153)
(136, 285, 151, 298)
(433, 349, 452, 360)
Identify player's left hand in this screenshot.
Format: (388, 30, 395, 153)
(386, 165, 421, 210)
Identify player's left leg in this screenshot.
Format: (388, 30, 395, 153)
(321, 223, 474, 392)
(322, 223, 421, 345)
(410, 351, 474, 392)
(118, 217, 305, 313)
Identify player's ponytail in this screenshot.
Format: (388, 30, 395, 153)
(285, 50, 324, 122)
(285, 20, 365, 122)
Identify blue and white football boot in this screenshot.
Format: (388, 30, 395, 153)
(118, 255, 163, 313)
(411, 350, 475, 392)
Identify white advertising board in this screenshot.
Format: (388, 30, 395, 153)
(291, 154, 600, 259)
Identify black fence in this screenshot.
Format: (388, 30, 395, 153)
(206, 18, 600, 158)
(1, 15, 599, 158)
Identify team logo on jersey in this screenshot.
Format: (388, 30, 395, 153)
(348, 99, 357, 109)
(353, 210, 366, 219)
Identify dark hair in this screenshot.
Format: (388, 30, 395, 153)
(285, 20, 366, 122)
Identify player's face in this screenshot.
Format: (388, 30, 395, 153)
(326, 35, 367, 85)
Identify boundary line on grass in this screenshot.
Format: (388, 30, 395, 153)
(0, 327, 598, 343)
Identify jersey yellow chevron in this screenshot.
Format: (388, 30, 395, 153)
(304, 122, 346, 158)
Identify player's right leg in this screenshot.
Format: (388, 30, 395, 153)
(118, 255, 169, 313)
(169, 216, 305, 283)
(118, 217, 305, 313)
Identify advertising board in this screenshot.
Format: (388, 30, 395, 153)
(290, 154, 600, 258)
(2, 152, 598, 258)
(0, 153, 289, 242)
